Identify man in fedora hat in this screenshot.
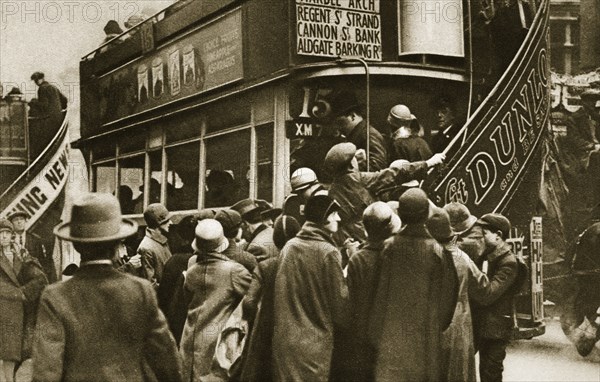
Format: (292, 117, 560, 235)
(326, 89, 389, 171)
(8, 210, 56, 283)
(444, 202, 486, 261)
(341, 201, 401, 381)
(325, 141, 444, 243)
(179, 219, 251, 381)
(33, 193, 182, 382)
(137, 203, 173, 288)
(231, 199, 278, 261)
(272, 194, 349, 382)
(368, 189, 457, 382)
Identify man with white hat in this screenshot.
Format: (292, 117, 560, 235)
(137, 203, 173, 287)
(283, 167, 326, 225)
(33, 193, 181, 382)
(179, 219, 251, 382)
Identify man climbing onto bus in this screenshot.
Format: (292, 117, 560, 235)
(326, 89, 389, 171)
(29, 72, 67, 125)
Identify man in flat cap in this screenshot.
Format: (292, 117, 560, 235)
(33, 193, 181, 382)
(325, 141, 444, 244)
(470, 213, 520, 382)
(9, 211, 56, 283)
(326, 89, 389, 171)
(29, 72, 67, 123)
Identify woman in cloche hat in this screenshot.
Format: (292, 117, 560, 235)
(0, 218, 47, 382)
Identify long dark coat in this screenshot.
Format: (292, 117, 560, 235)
(32, 264, 182, 382)
(347, 120, 389, 171)
(272, 222, 349, 382)
(179, 252, 251, 382)
(368, 224, 457, 382)
(441, 244, 490, 382)
(0, 247, 47, 361)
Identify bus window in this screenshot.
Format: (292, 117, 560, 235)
(256, 123, 274, 201)
(166, 142, 200, 211)
(93, 162, 116, 194)
(149, 150, 163, 205)
(119, 155, 145, 214)
(204, 129, 251, 208)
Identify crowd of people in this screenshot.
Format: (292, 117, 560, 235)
(2, 141, 525, 382)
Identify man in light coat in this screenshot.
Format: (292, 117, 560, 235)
(272, 195, 349, 381)
(179, 219, 251, 381)
(32, 193, 181, 382)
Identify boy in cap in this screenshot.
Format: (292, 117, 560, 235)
(444, 202, 486, 261)
(325, 141, 444, 243)
(368, 189, 457, 382)
(326, 89, 388, 171)
(179, 219, 251, 381)
(471, 213, 519, 382)
(33, 193, 181, 382)
(137, 203, 173, 288)
(272, 195, 349, 382)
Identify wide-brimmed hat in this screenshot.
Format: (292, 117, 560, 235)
(427, 207, 455, 242)
(290, 167, 318, 193)
(255, 199, 282, 221)
(0, 219, 14, 233)
(363, 201, 401, 240)
(477, 213, 511, 239)
(192, 219, 228, 253)
(325, 142, 357, 175)
(231, 198, 262, 224)
(144, 203, 171, 228)
(443, 202, 478, 235)
(304, 195, 341, 223)
(7, 210, 28, 221)
(325, 90, 361, 118)
(54, 193, 137, 243)
(398, 188, 430, 224)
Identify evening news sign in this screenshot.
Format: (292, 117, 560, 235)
(295, 0, 382, 61)
(426, 2, 551, 218)
(0, 132, 69, 230)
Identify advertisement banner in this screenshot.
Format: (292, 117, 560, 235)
(94, 9, 243, 126)
(0, 131, 70, 230)
(425, 0, 550, 217)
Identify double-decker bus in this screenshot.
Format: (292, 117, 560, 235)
(77, 0, 550, 337)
